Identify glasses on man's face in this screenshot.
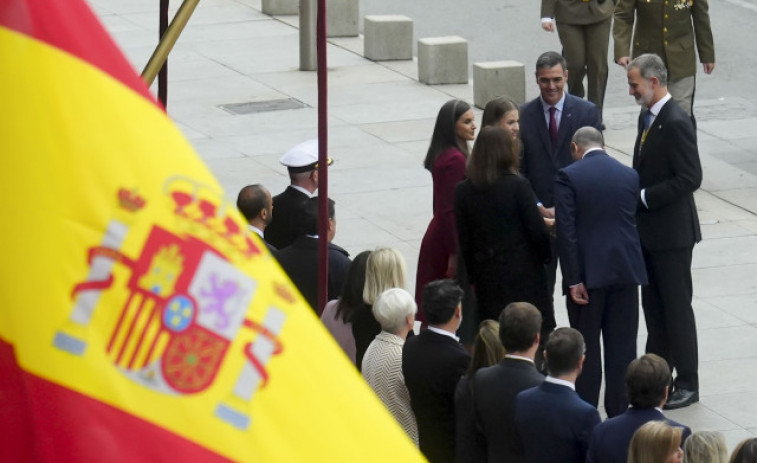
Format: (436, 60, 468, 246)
(538, 77, 564, 86)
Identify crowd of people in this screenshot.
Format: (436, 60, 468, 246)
(232, 21, 741, 459)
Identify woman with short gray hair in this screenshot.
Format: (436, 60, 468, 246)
(362, 288, 418, 445)
(684, 431, 727, 463)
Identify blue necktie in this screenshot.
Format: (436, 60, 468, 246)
(643, 110, 653, 131)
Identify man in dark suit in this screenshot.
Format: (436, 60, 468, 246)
(627, 54, 702, 409)
(515, 327, 600, 463)
(587, 353, 692, 463)
(276, 197, 350, 314)
(457, 302, 544, 463)
(236, 184, 277, 253)
(519, 51, 602, 297)
(554, 126, 648, 417)
(403, 279, 470, 463)
(264, 139, 333, 250)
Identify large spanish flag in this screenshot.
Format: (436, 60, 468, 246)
(0, 1, 423, 461)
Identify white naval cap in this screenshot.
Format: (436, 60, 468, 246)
(279, 139, 333, 173)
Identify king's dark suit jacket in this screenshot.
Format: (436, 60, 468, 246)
(515, 381, 601, 463)
(275, 236, 350, 313)
(457, 358, 544, 463)
(403, 330, 470, 463)
(633, 99, 702, 251)
(264, 186, 310, 250)
(555, 151, 647, 290)
(519, 94, 602, 208)
(588, 407, 692, 463)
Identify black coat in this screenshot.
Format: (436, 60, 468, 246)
(455, 174, 553, 324)
(264, 186, 310, 250)
(402, 330, 470, 463)
(633, 99, 702, 251)
(352, 302, 380, 371)
(276, 236, 350, 313)
(456, 358, 544, 463)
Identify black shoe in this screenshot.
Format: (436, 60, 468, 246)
(664, 389, 699, 410)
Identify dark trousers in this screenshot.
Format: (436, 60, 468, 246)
(545, 234, 559, 301)
(567, 284, 639, 418)
(642, 245, 698, 390)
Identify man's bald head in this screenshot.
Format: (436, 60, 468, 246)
(570, 126, 604, 160)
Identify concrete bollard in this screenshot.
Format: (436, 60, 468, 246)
(326, 0, 359, 37)
(472, 61, 526, 108)
(417, 36, 468, 85)
(363, 15, 413, 61)
(262, 0, 298, 15)
(263, 0, 358, 39)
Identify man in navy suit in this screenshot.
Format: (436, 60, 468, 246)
(403, 279, 470, 463)
(627, 54, 703, 409)
(554, 127, 647, 417)
(587, 353, 692, 463)
(515, 327, 600, 463)
(519, 51, 602, 298)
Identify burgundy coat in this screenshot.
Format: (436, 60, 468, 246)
(415, 148, 466, 321)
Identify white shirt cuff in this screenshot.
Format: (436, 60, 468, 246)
(541, 17, 553, 23)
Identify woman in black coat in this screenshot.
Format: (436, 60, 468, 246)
(454, 126, 555, 335)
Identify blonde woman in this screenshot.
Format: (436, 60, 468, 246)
(628, 421, 684, 463)
(352, 247, 407, 369)
(684, 431, 727, 463)
(455, 320, 505, 461)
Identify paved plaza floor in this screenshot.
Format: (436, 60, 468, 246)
(90, 0, 757, 451)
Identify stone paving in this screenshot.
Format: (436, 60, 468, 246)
(90, 0, 757, 451)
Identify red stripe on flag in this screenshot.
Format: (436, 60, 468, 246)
(0, 0, 158, 107)
(0, 339, 233, 462)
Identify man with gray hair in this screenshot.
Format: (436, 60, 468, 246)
(554, 126, 647, 417)
(626, 53, 702, 410)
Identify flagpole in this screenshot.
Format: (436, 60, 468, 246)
(316, 0, 328, 315)
(157, 0, 169, 106)
(141, 0, 200, 86)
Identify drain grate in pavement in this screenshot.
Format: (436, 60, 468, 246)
(219, 98, 309, 115)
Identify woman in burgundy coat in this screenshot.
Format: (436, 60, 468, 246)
(415, 99, 476, 323)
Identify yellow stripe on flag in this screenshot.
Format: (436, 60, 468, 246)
(0, 25, 423, 462)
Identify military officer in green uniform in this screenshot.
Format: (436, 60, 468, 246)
(541, 0, 615, 119)
(613, 0, 715, 116)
